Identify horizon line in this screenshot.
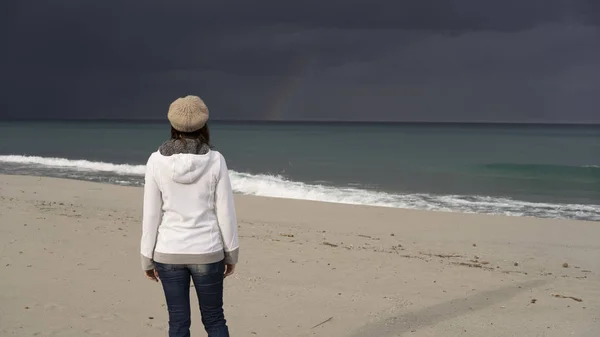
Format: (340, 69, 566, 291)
(1, 118, 599, 126)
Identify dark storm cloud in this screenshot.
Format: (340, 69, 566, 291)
(2, 0, 600, 122)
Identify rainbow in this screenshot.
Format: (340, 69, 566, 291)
(264, 54, 316, 121)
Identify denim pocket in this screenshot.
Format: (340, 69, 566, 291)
(154, 262, 177, 272)
(188, 260, 225, 276)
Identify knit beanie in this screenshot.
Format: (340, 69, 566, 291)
(167, 95, 209, 132)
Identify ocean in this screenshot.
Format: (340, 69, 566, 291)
(0, 120, 598, 221)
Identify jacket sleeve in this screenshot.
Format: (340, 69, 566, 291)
(215, 154, 240, 264)
(140, 154, 163, 270)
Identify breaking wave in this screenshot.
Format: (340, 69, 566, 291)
(0, 155, 598, 221)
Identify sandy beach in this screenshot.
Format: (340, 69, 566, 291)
(0, 174, 598, 337)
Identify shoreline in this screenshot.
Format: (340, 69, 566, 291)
(1, 168, 598, 222)
(1, 174, 599, 336)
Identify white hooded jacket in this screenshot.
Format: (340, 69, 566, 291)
(140, 149, 239, 270)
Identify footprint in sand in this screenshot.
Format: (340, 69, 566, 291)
(82, 328, 104, 335)
(43, 302, 66, 311)
(86, 312, 122, 321)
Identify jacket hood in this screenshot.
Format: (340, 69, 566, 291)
(157, 139, 212, 184)
(167, 152, 212, 184)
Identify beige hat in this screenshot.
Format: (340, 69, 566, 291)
(167, 95, 209, 132)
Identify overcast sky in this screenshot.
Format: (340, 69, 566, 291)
(2, 1, 599, 122)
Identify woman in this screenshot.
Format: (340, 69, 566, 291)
(140, 95, 239, 337)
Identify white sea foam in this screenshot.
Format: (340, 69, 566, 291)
(0, 155, 146, 175)
(1, 155, 598, 221)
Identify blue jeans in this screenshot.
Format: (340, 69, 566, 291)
(155, 261, 230, 337)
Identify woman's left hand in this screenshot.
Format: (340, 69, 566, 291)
(145, 269, 160, 282)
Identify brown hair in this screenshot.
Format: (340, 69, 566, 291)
(170, 124, 211, 147)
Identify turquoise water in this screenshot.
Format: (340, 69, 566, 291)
(0, 121, 598, 220)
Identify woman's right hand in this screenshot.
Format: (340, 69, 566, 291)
(224, 264, 236, 278)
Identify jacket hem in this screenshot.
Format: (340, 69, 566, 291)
(153, 250, 225, 265)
